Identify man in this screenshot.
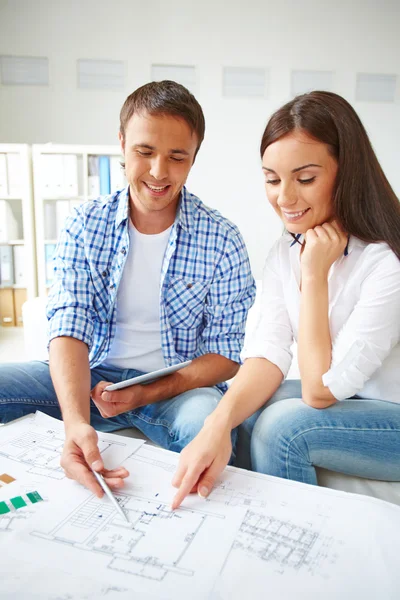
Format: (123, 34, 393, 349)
(0, 81, 255, 497)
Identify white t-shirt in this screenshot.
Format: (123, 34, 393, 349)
(105, 221, 172, 372)
(242, 234, 400, 403)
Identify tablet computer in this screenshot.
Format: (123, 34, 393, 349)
(104, 360, 193, 391)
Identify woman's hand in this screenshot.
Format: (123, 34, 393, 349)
(171, 415, 233, 509)
(301, 221, 348, 279)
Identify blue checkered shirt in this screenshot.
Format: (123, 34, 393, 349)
(47, 186, 256, 392)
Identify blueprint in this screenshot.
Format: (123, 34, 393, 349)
(0, 482, 148, 599)
(1, 414, 400, 599)
(0, 557, 157, 600)
(3, 476, 243, 599)
(0, 412, 143, 482)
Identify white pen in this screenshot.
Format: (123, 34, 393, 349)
(92, 469, 130, 523)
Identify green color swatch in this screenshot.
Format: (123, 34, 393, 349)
(27, 491, 43, 504)
(0, 501, 10, 514)
(10, 496, 27, 509)
(0, 491, 43, 514)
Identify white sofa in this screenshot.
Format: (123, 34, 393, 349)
(22, 290, 400, 507)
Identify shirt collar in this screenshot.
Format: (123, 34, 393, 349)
(289, 232, 351, 256)
(114, 185, 194, 232)
(115, 186, 130, 227)
(175, 186, 194, 232)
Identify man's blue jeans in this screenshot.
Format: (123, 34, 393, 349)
(0, 361, 223, 454)
(235, 379, 400, 484)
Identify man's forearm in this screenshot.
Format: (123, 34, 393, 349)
(49, 337, 91, 427)
(142, 353, 239, 405)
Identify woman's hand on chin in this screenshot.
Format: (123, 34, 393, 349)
(301, 221, 348, 279)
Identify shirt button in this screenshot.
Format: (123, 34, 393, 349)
(187, 283, 193, 289)
(102, 271, 107, 277)
(121, 247, 126, 255)
(110, 284, 115, 289)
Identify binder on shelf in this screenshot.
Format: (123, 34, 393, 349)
(99, 155, 111, 195)
(44, 201, 57, 240)
(55, 200, 71, 239)
(6, 153, 22, 197)
(110, 155, 126, 192)
(0, 244, 14, 287)
(0, 200, 18, 243)
(63, 154, 79, 197)
(12, 243, 26, 286)
(88, 155, 100, 198)
(0, 144, 35, 303)
(45, 243, 57, 286)
(41, 154, 64, 197)
(0, 154, 8, 196)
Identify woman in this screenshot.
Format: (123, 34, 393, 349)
(171, 91, 400, 509)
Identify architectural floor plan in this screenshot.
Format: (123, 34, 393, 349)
(1, 413, 400, 599)
(0, 412, 139, 481)
(33, 492, 232, 585)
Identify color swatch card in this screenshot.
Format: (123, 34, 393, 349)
(0, 473, 15, 486)
(0, 479, 47, 536)
(0, 490, 43, 514)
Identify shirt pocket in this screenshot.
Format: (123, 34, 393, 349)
(165, 277, 209, 328)
(90, 268, 111, 323)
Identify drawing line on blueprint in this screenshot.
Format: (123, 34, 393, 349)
(32, 492, 226, 583)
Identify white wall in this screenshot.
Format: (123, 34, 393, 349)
(0, 0, 399, 277)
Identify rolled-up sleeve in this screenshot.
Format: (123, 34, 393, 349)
(322, 252, 400, 400)
(241, 244, 294, 377)
(46, 211, 96, 350)
(200, 232, 256, 363)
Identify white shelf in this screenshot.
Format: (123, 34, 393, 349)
(41, 195, 86, 201)
(32, 144, 126, 296)
(0, 144, 37, 300)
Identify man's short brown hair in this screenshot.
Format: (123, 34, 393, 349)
(120, 80, 205, 157)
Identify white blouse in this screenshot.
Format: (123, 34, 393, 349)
(242, 234, 400, 403)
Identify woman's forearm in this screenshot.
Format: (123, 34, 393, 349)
(298, 275, 336, 407)
(209, 357, 284, 430)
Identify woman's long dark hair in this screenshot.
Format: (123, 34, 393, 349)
(260, 91, 400, 259)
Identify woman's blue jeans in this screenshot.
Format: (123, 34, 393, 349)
(235, 379, 400, 484)
(0, 361, 223, 454)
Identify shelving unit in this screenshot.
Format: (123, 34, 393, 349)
(0, 144, 36, 327)
(32, 144, 126, 297)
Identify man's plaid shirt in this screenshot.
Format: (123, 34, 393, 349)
(47, 186, 256, 392)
